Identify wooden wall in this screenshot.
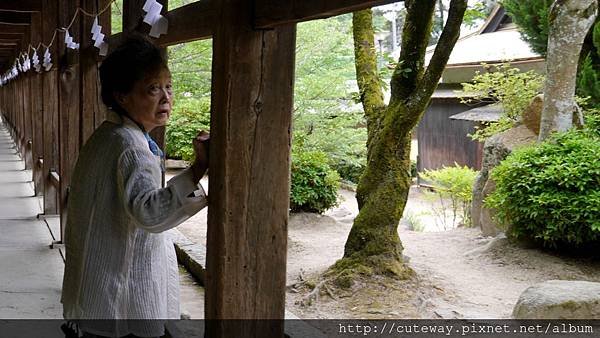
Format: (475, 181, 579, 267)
(417, 98, 484, 173)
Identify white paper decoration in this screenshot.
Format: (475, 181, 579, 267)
(142, 0, 168, 38)
(43, 47, 53, 71)
(32, 49, 41, 73)
(64, 30, 80, 50)
(91, 17, 109, 56)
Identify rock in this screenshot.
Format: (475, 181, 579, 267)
(513, 280, 600, 319)
(463, 233, 507, 257)
(471, 124, 537, 236)
(479, 179, 499, 237)
(521, 94, 543, 135)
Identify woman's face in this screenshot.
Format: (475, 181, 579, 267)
(118, 67, 173, 132)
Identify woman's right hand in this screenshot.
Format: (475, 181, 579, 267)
(192, 131, 209, 182)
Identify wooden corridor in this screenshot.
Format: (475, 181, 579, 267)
(0, 1, 400, 337)
(0, 118, 63, 320)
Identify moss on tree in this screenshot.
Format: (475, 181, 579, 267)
(329, 0, 468, 285)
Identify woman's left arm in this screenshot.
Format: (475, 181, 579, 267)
(117, 148, 207, 233)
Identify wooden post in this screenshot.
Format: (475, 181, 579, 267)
(80, 0, 110, 145)
(205, 0, 296, 336)
(21, 23, 33, 171)
(57, 0, 81, 240)
(30, 12, 45, 195)
(41, 0, 60, 216)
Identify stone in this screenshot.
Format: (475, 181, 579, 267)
(513, 280, 600, 319)
(521, 94, 543, 135)
(520, 94, 584, 136)
(471, 125, 536, 236)
(479, 179, 498, 237)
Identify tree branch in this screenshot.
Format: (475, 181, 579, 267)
(390, 0, 437, 103)
(414, 0, 467, 108)
(352, 9, 385, 124)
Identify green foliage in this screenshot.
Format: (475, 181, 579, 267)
(110, 0, 123, 34)
(165, 98, 210, 161)
(290, 151, 340, 213)
(463, 1, 494, 28)
(295, 16, 356, 116)
(421, 164, 478, 229)
(168, 39, 212, 99)
(576, 22, 600, 107)
(293, 110, 367, 183)
(584, 107, 600, 136)
(502, 0, 552, 56)
(486, 131, 600, 249)
(461, 63, 544, 141)
(402, 210, 425, 232)
(293, 16, 367, 184)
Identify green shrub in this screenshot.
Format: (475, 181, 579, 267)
(293, 110, 367, 184)
(332, 159, 365, 184)
(420, 164, 478, 229)
(460, 63, 544, 141)
(291, 150, 340, 213)
(166, 97, 211, 161)
(410, 160, 417, 178)
(486, 131, 600, 249)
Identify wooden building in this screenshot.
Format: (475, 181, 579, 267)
(0, 0, 398, 337)
(417, 6, 545, 172)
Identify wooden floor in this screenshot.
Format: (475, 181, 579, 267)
(0, 121, 66, 336)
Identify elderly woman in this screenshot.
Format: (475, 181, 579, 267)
(60, 35, 208, 338)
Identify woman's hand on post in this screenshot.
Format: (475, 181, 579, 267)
(192, 131, 209, 183)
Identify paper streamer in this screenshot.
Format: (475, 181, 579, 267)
(32, 49, 41, 73)
(91, 17, 109, 56)
(142, 0, 168, 38)
(43, 47, 53, 71)
(64, 30, 80, 50)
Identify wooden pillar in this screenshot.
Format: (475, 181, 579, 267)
(41, 0, 60, 215)
(57, 0, 81, 240)
(30, 12, 45, 194)
(22, 25, 34, 171)
(205, 0, 296, 336)
(80, 0, 110, 144)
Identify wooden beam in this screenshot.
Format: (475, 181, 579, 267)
(109, 0, 214, 49)
(0, 12, 31, 24)
(0, 0, 42, 12)
(254, 0, 401, 28)
(0, 24, 29, 33)
(205, 0, 295, 335)
(154, 0, 214, 45)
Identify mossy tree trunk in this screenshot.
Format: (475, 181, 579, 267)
(337, 0, 468, 277)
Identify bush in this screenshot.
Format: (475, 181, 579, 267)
(293, 110, 367, 184)
(420, 164, 478, 229)
(486, 131, 600, 249)
(290, 150, 340, 213)
(460, 63, 544, 142)
(166, 97, 211, 161)
(332, 159, 365, 184)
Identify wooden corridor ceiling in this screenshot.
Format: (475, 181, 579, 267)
(0, 0, 37, 73)
(0, 0, 400, 72)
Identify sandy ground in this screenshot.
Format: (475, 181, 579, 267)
(172, 171, 600, 319)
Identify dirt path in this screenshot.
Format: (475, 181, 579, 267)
(172, 173, 600, 319)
